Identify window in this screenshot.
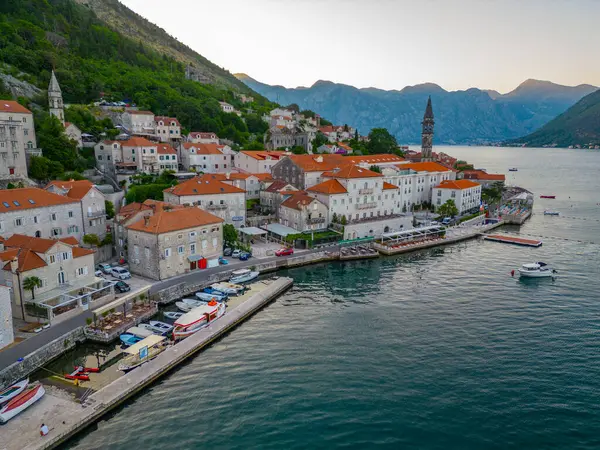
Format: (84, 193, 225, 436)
(48, 254, 56, 264)
(33, 215, 39, 224)
(68, 211, 74, 218)
(189, 231, 197, 240)
(190, 243, 196, 254)
(51, 213, 57, 221)
(451, 191, 456, 198)
(77, 267, 87, 276)
(52, 228, 62, 236)
(212, 237, 218, 248)
(98, 155, 103, 160)
(202, 239, 208, 249)
(178, 245, 184, 255)
(61, 252, 69, 260)
(165, 248, 171, 257)
(15, 217, 23, 226)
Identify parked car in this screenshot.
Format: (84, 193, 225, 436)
(218, 256, 229, 265)
(239, 252, 251, 261)
(231, 249, 241, 258)
(275, 247, 294, 257)
(223, 248, 233, 256)
(441, 217, 452, 226)
(95, 270, 104, 278)
(98, 263, 113, 274)
(115, 281, 131, 293)
(111, 267, 131, 280)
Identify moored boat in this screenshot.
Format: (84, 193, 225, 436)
(210, 282, 244, 295)
(509, 168, 518, 172)
(544, 210, 560, 216)
(163, 311, 183, 320)
(118, 335, 168, 372)
(120, 333, 142, 347)
(195, 291, 227, 302)
(64, 366, 90, 381)
(0, 384, 45, 423)
(518, 262, 556, 278)
(148, 320, 174, 334)
(173, 300, 226, 340)
(176, 299, 206, 312)
(230, 269, 260, 284)
(0, 379, 28, 405)
(540, 195, 556, 199)
(126, 326, 154, 339)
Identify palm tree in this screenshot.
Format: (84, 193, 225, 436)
(22, 276, 42, 300)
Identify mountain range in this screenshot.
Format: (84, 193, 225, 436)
(236, 74, 597, 145)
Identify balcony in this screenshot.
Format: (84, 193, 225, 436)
(207, 204, 228, 210)
(355, 202, 378, 210)
(87, 210, 106, 218)
(307, 217, 326, 224)
(358, 188, 374, 195)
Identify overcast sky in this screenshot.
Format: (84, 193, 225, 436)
(120, 0, 599, 93)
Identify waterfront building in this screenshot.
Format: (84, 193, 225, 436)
(48, 71, 64, 125)
(0, 188, 84, 241)
(187, 132, 219, 144)
(235, 150, 289, 174)
(278, 192, 329, 232)
(0, 101, 40, 180)
(0, 234, 111, 323)
(421, 96, 434, 162)
(212, 172, 273, 200)
(432, 179, 482, 214)
(259, 180, 298, 214)
(180, 143, 234, 173)
(0, 285, 13, 350)
(126, 206, 223, 280)
(461, 170, 506, 188)
(163, 174, 246, 227)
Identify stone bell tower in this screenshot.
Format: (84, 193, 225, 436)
(421, 96, 434, 162)
(48, 70, 65, 125)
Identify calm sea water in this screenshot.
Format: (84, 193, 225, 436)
(66, 147, 600, 449)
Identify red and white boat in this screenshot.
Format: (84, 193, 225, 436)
(64, 367, 90, 381)
(0, 378, 28, 405)
(173, 300, 226, 340)
(540, 195, 556, 199)
(0, 384, 45, 423)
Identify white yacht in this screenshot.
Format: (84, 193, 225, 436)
(518, 262, 556, 278)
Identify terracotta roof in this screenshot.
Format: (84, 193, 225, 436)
(288, 154, 346, 172)
(0, 188, 77, 212)
(307, 179, 348, 195)
(189, 132, 217, 139)
(72, 247, 95, 258)
(462, 170, 506, 181)
(322, 164, 382, 179)
(4, 234, 59, 253)
(183, 143, 224, 155)
(337, 142, 353, 151)
(254, 173, 274, 181)
(240, 150, 287, 161)
(45, 180, 94, 200)
(212, 173, 250, 181)
(64, 122, 71, 127)
(157, 144, 177, 155)
(128, 110, 154, 115)
(59, 237, 79, 245)
(265, 180, 295, 193)
(127, 206, 223, 234)
(142, 199, 184, 212)
(280, 192, 320, 211)
(0, 100, 32, 114)
(345, 154, 404, 164)
(435, 179, 480, 190)
(164, 174, 246, 196)
(120, 137, 156, 147)
(1, 248, 47, 272)
(399, 162, 452, 173)
(383, 182, 399, 190)
(319, 125, 341, 134)
(154, 116, 181, 126)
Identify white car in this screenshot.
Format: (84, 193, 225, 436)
(231, 250, 241, 258)
(111, 267, 131, 280)
(98, 263, 113, 274)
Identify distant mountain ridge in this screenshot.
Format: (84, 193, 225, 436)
(235, 74, 597, 144)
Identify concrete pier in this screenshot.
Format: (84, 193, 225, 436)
(2, 277, 293, 450)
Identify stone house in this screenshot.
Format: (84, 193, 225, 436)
(0, 101, 39, 180)
(126, 206, 223, 280)
(121, 110, 155, 136)
(163, 174, 247, 228)
(157, 143, 178, 172)
(461, 170, 506, 188)
(219, 102, 234, 113)
(64, 122, 83, 148)
(234, 150, 289, 174)
(259, 180, 298, 214)
(0, 285, 13, 350)
(265, 126, 313, 152)
(113, 200, 167, 259)
(187, 132, 219, 144)
(271, 154, 347, 190)
(211, 172, 272, 200)
(432, 179, 482, 215)
(0, 188, 84, 241)
(278, 192, 328, 232)
(179, 143, 234, 173)
(154, 116, 181, 143)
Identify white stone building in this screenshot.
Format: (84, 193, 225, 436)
(154, 116, 181, 142)
(432, 179, 482, 215)
(163, 174, 247, 227)
(187, 132, 219, 144)
(278, 192, 328, 232)
(180, 143, 234, 173)
(122, 110, 155, 136)
(0, 188, 84, 241)
(126, 206, 223, 280)
(219, 102, 234, 113)
(212, 172, 272, 200)
(0, 285, 13, 350)
(64, 122, 83, 148)
(48, 71, 64, 125)
(234, 150, 289, 174)
(157, 143, 179, 172)
(0, 101, 38, 180)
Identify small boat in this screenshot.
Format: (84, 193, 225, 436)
(118, 335, 167, 372)
(176, 299, 206, 312)
(210, 282, 244, 295)
(148, 321, 174, 334)
(509, 168, 518, 172)
(73, 366, 100, 373)
(0, 384, 45, 423)
(0, 379, 28, 405)
(173, 300, 226, 340)
(544, 210, 560, 216)
(120, 333, 142, 347)
(518, 262, 556, 278)
(540, 195, 556, 199)
(164, 311, 183, 320)
(137, 323, 164, 335)
(230, 269, 260, 284)
(126, 326, 154, 339)
(64, 367, 90, 381)
(195, 291, 228, 302)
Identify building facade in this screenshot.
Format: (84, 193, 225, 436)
(235, 150, 288, 174)
(187, 132, 220, 144)
(154, 116, 181, 143)
(278, 192, 328, 232)
(0, 285, 13, 350)
(0, 101, 38, 180)
(433, 179, 482, 215)
(122, 110, 155, 136)
(180, 143, 234, 173)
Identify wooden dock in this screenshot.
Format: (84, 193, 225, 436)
(483, 234, 542, 247)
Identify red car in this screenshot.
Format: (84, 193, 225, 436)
(275, 247, 294, 257)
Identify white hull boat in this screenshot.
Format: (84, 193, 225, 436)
(173, 301, 226, 340)
(163, 311, 183, 320)
(118, 335, 167, 372)
(149, 321, 174, 334)
(126, 326, 154, 339)
(230, 269, 260, 284)
(518, 262, 556, 278)
(195, 291, 227, 302)
(210, 282, 244, 295)
(0, 379, 28, 405)
(0, 384, 45, 423)
(176, 299, 206, 312)
(544, 211, 560, 216)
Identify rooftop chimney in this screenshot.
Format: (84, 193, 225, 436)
(10, 257, 18, 274)
(144, 216, 150, 227)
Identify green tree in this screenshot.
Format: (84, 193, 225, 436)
(223, 224, 237, 246)
(83, 234, 101, 247)
(28, 156, 64, 181)
(369, 165, 381, 173)
(367, 128, 398, 154)
(437, 199, 459, 217)
(37, 114, 79, 170)
(23, 276, 42, 300)
(105, 200, 115, 219)
(312, 132, 329, 152)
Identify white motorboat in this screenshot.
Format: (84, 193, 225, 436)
(0, 384, 45, 423)
(138, 321, 174, 335)
(118, 335, 167, 372)
(126, 326, 154, 339)
(0, 379, 28, 405)
(230, 269, 260, 284)
(173, 300, 226, 340)
(544, 210, 560, 216)
(176, 299, 206, 312)
(211, 282, 245, 295)
(195, 291, 227, 302)
(518, 262, 556, 278)
(163, 311, 183, 320)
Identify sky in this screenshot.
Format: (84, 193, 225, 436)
(120, 0, 600, 93)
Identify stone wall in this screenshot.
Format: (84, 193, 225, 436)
(0, 286, 14, 350)
(0, 326, 85, 388)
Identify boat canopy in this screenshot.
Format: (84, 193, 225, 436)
(522, 263, 541, 269)
(231, 268, 251, 277)
(124, 335, 166, 355)
(126, 326, 153, 338)
(175, 304, 220, 327)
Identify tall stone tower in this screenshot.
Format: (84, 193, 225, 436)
(421, 96, 434, 162)
(48, 70, 64, 125)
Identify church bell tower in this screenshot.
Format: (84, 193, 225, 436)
(48, 71, 65, 125)
(421, 96, 434, 162)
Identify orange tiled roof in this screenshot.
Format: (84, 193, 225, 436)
(164, 174, 246, 196)
(1, 248, 47, 272)
(288, 154, 347, 172)
(322, 164, 382, 179)
(280, 192, 319, 211)
(0, 100, 32, 114)
(307, 179, 348, 195)
(0, 188, 77, 212)
(435, 179, 480, 190)
(4, 234, 60, 253)
(183, 143, 224, 155)
(59, 237, 79, 246)
(45, 180, 94, 200)
(157, 143, 177, 155)
(462, 170, 506, 181)
(240, 150, 287, 161)
(254, 173, 274, 181)
(128, 110, 154, 115)
(120, 137, 156, 147)
(265, 180, 296, 193)
(72, 247, 95, 258)
(345, 154, 404, 164)
(127, 206, 223, 234)
(154, 116, 181, 126)
(399, 162, 452, 173)
(383, 182, 399, 190)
